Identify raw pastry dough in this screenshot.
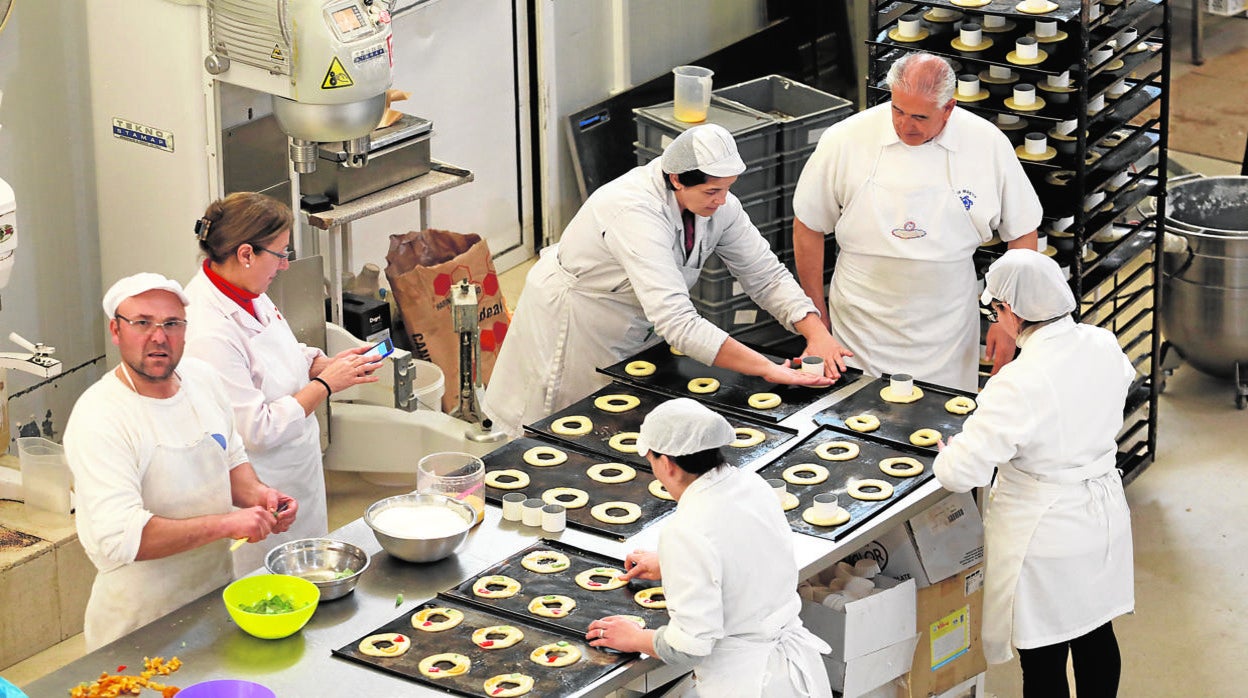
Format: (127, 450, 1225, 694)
(418, 652, 471, 679)
(587, 462, 637, 484)
(848, 479, 895, 501)
(781, 491, 800, 512)
(634, 587, 667, 609)
(608, 432, 641, 454)
(522, 550, 571, 573)
(945, 396, 977, 415)
(845, 414, 881, 432)
(782, 463, 830, 486)
(802, 506, 851, 527)
(880, 385, 924, 404)
(359, 632, 409, 657)
(529, 594, 577, 617)
(542, 487, 589, 509)
(880, 456, 925, 478)
(523, 446, 568, 466)
(551, 415, 593, 436)
(575, 567, 627, 590)
(687, 377, 720, 394)
(731, 427, 766, 448)
(594, 394, 641, 413)
(483, 673, 534, 697)
(748, 392, 782, 409)
(412, 607, 464, 632)
(473, 625, 525, 649)
(815, 441, 859, 461)
(625, 360, 656, 376)
(530, 641, 582, 667)
(670, 346, 685, 356)
(909, 428, 942, 447)
(621, 615, 647, 628)
(473, 575, 522, 599)
(485, 469, 530, 490)
(648, 479, 674, 501)
(590, 501, 642, 524)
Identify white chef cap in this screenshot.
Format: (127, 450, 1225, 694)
(660, 124, 748, 178)
(102, 272, 190, 318)
(635, 397, 736, 457)
(981, 249, 1075, 322)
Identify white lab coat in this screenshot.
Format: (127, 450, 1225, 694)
(183, 271, 328, 575)
(932, 317, 1135, 663)
(484, 158, 818, 436)
(657, 466, 832, 697)
(792, 105, 1042, 391)
(64, 359, 245, 650)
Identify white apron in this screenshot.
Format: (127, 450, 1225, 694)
(827, 145, 981, 391)
(232, 316, 327, 575)
(485, 241, 701, 435)
(84, 402, 233, 651)
(982, 452, 1119, 664)
(679, 624, 832, 698)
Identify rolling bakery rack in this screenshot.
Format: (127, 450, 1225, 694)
(865, 0, 1170, 484)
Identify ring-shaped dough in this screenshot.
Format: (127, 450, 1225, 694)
(848, 479, 895, 501)
(485, 469, 530, 490)
(542, 487, 589, 509)
(523, 446, 568, 466)
(845, 414, 881, 433)
(473, 575, 522, 599)
(625, 360, 656, 377)
(575, 567, 627, 591)
(687, 377, 721, 394)
(880, 385, 925, 404)
(521, 550, 570, 574)
(551, 415, 593, 436)
(731, 427, 766, 448)
(783, 463, 830, 486)
(634, 587, 667, 609)
(359, 632, 409, 657)
(587, 462, 637, 484)
(909, 428, 942, 447)
(483, 673, 535, 697)
(748, 392, 782, 409)
(590, 501, 642, 525)
(529, 594, 577, 618)
(781, 491, 800, 512)
(880, 456, 925, 478)
(815, 441, 860, 461)
(418, 652, 471, 678)
(607, 432, 641, 454)
(669, 346, 685, 356)
(802, 506, 851, 527)
(412, 607, 464, 632)
(594, 394, 641, 413)
(472, 625, 525, 650)
(648, 479, 674, 501)
(530, 641, 583, 667)
(945, 396, 978, 415)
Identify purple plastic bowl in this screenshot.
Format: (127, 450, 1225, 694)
(176, 679, 276, 698)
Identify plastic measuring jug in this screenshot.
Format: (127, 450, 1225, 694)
(673, 66, 714, 123)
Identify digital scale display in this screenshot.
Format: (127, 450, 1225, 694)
(326, 2, 372, 41)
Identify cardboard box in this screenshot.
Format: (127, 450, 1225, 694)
(899, 563, 987, 698)
(845, 492, 984, 589)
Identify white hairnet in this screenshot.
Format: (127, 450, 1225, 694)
(660, 124, 747, 178)
(635, 397, 736, 457)
(981, 249, 1075, 322)
(103, 272, 190, 318)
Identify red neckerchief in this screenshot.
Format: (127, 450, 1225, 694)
(202, 259, 259, 320)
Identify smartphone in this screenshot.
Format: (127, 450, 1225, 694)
(361, 337, 395, 361)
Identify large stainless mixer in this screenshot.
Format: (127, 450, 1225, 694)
(1159, 175, 1248, 408)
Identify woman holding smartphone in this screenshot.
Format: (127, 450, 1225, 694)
(183, 192, 380, 575)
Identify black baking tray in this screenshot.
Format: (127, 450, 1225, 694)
(597, 342, 862, 422)
(757, 427, 936, 543)
(332, 597, 628, 698)
(526, 383, 796, 468)
(442, 539, 670, 639)
(811, 376, 977, 453)
(481, 436, 676, 540)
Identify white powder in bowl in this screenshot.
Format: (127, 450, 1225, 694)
(373, 504, 470, 539)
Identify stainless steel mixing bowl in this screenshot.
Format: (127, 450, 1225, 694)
(264, 538, 370, 601)
(364, 493, 474, 563)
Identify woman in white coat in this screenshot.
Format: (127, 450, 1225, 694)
(484, 124, 851, 437)
(587, 398, 832, 697)
(933, 249, 1135, 698)
(183, 192, 380, 574)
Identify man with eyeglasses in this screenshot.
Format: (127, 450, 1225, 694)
(63, 272, 299, 651)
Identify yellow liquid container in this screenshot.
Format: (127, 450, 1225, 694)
(417, 452, 486, 526)
(673, 66, 714, 124)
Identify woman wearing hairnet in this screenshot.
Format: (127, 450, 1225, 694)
(933, 249, 1135, 697)
(586, 398, 833, 697)
(485, 124, 852, 437)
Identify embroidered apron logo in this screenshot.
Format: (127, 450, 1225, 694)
(956, 189, 977, 211)
(891, 220, 927, 239)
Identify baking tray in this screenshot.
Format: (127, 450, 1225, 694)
(811, 376, 977, 453)
(333, 597, 628, 698)
(481, 436, 676, 540)
(757, 427, 936, 543)
(443, 539, 670, 639)
(597, 342, 862, 422)
(526, 383, 796, 468)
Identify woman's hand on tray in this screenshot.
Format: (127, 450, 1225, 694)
(586, 615, 653, 654)
(799, 329, 854, 380)
(620, 549, 661, 581)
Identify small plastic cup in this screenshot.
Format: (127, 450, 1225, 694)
(959, 23, 983, 48)
(1012, 83, 1036, 107)
(813, 492, 840, 515)
(522, 498, 545, 527)
(501, 492, 527, 522)
(1024, 132, 1048, 156)
(897, 14, 923, 38)
(417, 452, 485, 525)
(801, 356, 825, 375)
(1015, 36, 1039, 61)
(541, 504, 566, 533)
(957, 74, 982, 98)
(889, 373, 915, 399)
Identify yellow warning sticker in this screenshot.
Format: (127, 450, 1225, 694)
(321, 57, 354, 89)
(271, 44, 285, 61)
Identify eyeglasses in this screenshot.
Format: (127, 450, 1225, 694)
(256, 245, 294, 261)
(115, 313, 188, 334)
(984, 300, 1005, 324)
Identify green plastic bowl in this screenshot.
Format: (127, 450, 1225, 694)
(223, 574, 320, 639)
